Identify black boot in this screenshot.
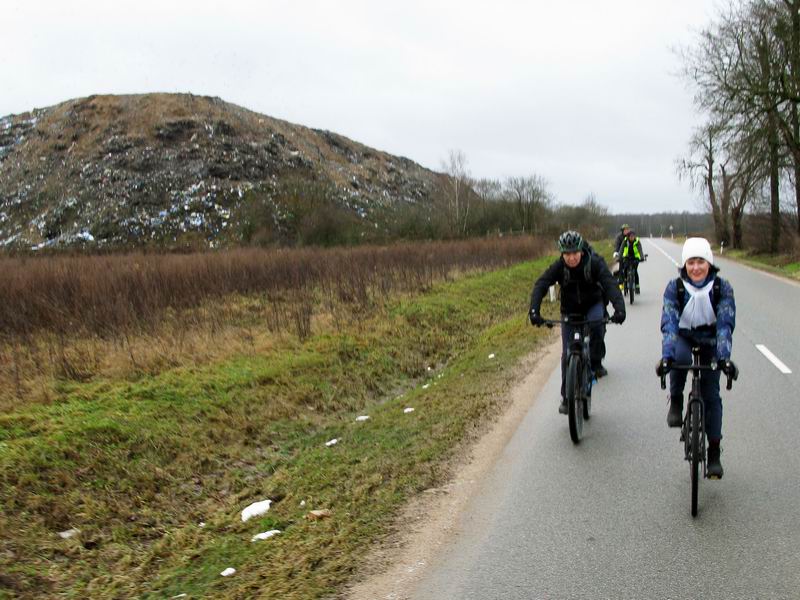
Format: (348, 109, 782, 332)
(667, 395, 683, 428)
(559, 397, 568, 414)
(593, 364, 608, 379)
(707, 442, 723, 479)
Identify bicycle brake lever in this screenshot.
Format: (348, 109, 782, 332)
(726, 375, 733, 391)
(660, 374, 666, 390)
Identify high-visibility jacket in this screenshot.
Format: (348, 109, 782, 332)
(621, 237, 643, 260)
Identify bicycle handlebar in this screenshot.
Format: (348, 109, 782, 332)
(538, 317, 611, 328)
(658, 360, 738, 391)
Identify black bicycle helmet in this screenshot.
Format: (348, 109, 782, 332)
(557, 230, 583, 253)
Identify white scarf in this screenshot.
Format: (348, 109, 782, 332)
(679, 279, 717, 329)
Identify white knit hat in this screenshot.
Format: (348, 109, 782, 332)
(681, 237, 714, 266)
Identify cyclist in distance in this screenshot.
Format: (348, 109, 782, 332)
(612, 224, 631, 287)
(656, 237, 736, 478)
(613, 223, 631, 255)
(529, 230, 626, 414)
(620, 229, 644, 294)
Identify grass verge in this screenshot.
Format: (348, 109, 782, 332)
(0, 255, 560, 599)
(722, 249, 800, 281)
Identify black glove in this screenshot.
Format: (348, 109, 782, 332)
(655, 358, 672, 377)
(720, 359, 739, 380)
(529, 308, 545, 326)
(610, 311, 625, 324)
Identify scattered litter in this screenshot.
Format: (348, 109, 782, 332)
(220, 567, 236, 577)
(299, 500, 306, 507)
(251, 530, 281, 542)
(427, 366, 433, 371)
(198, 522, 206, 527)
(355, 415, 370, 422)
(437, 373, 443, 379)
(58, 528, 80, 539)
(404, 407, 415, 414)
(488, 353, 496, 359)
(241, 499, 272, 522)
(307, 509, 332, 520)
(325, 438, 339, 447)
(422, 384, 430, 389)
(171, 595, 187, 599)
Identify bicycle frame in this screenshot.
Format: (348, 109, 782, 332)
(659, 347, 736, 516)
(541, 315, 610, 444)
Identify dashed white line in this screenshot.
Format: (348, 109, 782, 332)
(756, 344, 792, 374)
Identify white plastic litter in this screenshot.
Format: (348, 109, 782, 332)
(326, 438, 339, 447)
(355, 415, 370, 422)
(300, 500, 306, 507)
(198, 522, 206, 528)
(251, 529, 281, 542)
(220, 567, 236, 577)
(422, 383, 430, 389)
(488, 353, 496, 359)
(241, 499, 272, 522)
(404, 407, 415, 414)
(58, 528, 79, 539)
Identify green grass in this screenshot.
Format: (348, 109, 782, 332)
(0, 256, 560, 599)
(723, 249, 800, 281)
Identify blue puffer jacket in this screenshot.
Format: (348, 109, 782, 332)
(660, 267, 736, 360)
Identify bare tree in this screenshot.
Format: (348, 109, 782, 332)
(504, 175, 552, 233)
(441, 149, 472, 236)
(680, 0, 786, 251)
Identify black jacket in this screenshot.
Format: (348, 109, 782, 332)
(613, 232, 626, 254)
(529, 250, 626, 317)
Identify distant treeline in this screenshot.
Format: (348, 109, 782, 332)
(607, 213, 714, 238)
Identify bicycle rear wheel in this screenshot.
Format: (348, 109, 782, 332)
(690, 400, 701, 517)
(566, 354, 583, 444)
(628, 269, 635, 304)
(583, 361, 592, 420)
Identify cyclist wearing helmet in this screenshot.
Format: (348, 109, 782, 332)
(529, 231, 626, 414)
(613, 223, 631, 256)
(656, 237, 736, 478)
(620, 229, 644, 294)
(613, 224, 632, 288)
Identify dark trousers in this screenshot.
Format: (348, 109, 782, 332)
(560, 302, 605, 398)
(669, 336, 723, 440)
(621, 259, 640, 286)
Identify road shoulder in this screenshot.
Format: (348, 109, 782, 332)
(342, 338, 560, 600)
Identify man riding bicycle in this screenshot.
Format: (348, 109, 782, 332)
(656, 237, 736, 478)
(529, 231, 626, 414)
(619, 229, 643, 294)
(613, 223, 631, 256)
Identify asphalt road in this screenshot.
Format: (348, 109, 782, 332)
(410, 238, 800, 600)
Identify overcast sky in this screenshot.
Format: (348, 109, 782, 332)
(3, 0, 721, 213)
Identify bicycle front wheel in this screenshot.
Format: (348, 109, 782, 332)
(628, 270, 635, 304)
(690, 401, 701, 517)
(566, 354, 583, 444)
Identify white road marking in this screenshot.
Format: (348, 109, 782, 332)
(756, 344, 792, 374)
(644, 238, 680, 267)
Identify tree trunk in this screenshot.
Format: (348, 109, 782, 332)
(731, 205, 744, 249)
(769, 108, 782, 253)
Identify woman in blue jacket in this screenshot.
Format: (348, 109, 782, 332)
(657, 237, 736, 478)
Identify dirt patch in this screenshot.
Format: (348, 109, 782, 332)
(341, 338, 560, 600)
